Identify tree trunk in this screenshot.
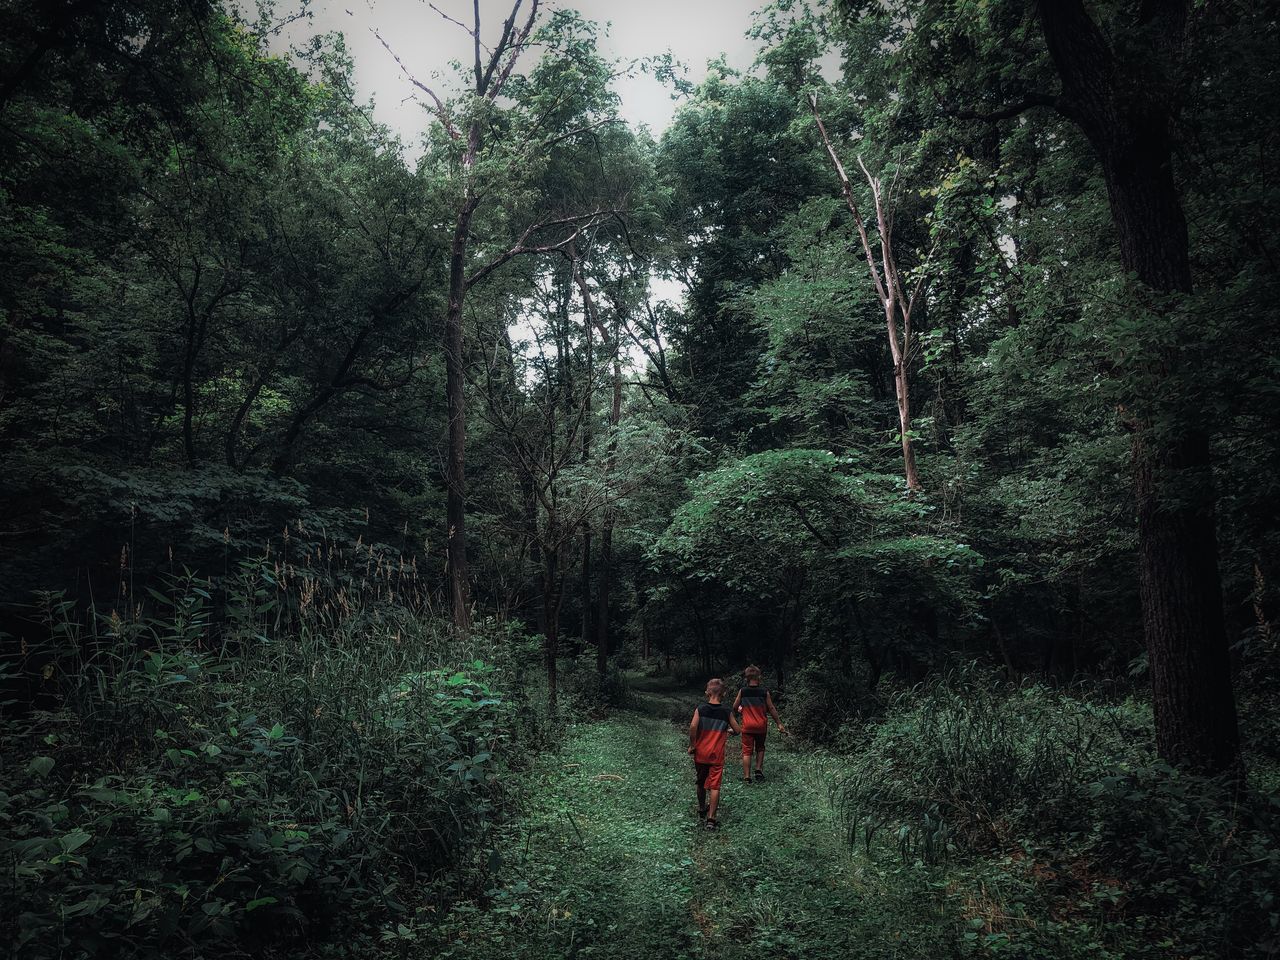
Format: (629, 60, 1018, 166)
(991, 620, 1017, 677)
(580, 527, 593, 647)
(543, 540, 563, 713)
(574, 260, 597, 658)
(523, 469, 543, 632)
(893, 357, 921, 492)
(445, 198, 479, 632)
(596, 343, 622, 674)
(1037, 0, 1239, 772)
(1135, 430, 1238, 771)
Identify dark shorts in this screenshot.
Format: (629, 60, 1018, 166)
(695, 762, 724, 791)
(741, 728, 766, 756)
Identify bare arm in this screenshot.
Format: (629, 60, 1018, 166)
(730, 712, 742, 736)
(766, 692, 786, 732)
(688, 709, 699, 754)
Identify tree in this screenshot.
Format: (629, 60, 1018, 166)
(1029, 0, 1239, 773)
(378, 0, 541, 631)
(380, 2, 621, 631)
(809, 93, 932, 492)
(655, 449, 979, 684)
(858, 0, 1247, 771)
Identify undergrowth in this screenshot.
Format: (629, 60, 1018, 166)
(1, 550, 551, 959)
(830, 664, 1280, 958)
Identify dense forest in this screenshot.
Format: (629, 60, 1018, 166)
(2, 0, 1279, 957)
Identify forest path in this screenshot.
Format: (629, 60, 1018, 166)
(429, 673, 952, 959)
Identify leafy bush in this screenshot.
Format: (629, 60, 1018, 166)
(1082, 761, 1280, 958)
(782, 659, 882, 742)
(1, 568, 540, 959)
(831, 665, 1280, 958)
(555, 652, 630, 719)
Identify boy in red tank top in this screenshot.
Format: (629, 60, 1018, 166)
(687, 677, 741, 831)
(731, 665, 785, 783)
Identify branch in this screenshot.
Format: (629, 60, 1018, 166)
(906, 236, 941, 319)
(465, 210, 608, 289)
(529, 116, 624, 157)
(808, 92, 890, 307)
(472, 0, 484, 90)
(859, 155, 904, 311)
(372, 27, 461, 141)
(946, 92, 1061, 123)
(424, 2, 491, 58)
(485, 0, 539, 101)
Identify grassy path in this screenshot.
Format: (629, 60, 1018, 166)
(428, 675, 955, 959)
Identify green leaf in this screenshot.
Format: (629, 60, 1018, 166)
(28, 756, 55, 778)
(59, 829, 92, 854)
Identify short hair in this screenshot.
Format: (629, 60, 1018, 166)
(744, 665, 762, 681)
(706, 677, 724, 697)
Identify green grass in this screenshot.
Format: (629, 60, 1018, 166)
(422, 674, 956, 959)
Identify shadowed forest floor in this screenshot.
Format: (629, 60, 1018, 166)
(426, 675, 960, 958)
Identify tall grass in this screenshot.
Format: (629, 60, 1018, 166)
(829, 665, 1144, 860)
(1, 539, 549, 959)
(827, 663, 1280, 958)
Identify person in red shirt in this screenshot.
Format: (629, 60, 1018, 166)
(687, 677, 741, 831)
(731, 665, 785, 783)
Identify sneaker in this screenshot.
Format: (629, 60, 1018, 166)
(754, 770, 766, 782)
(704, 818, 719, 831)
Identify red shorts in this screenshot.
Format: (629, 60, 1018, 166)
(741, 728, 767, 756)
(695, 762, 724, 791)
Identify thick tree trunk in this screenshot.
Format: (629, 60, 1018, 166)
(1134, 430, 1238, 771)
(445, 198, 479, 631)
(1037, 0, 1239, 772)
(596, 522, 612, 672)
(180, 297, 205, 467)
(581, 526, 593, 646)
(523, 469, 543, 632)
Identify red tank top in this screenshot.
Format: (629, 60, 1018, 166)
(693, 701, 731, 765)
(739, 685, 768, 733)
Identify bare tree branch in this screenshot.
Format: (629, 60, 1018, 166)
(425, 2, 483, 46)
(486, 0, 539, 101)
(808, 93, 890, 306)
(372, 27, 461, 141)
(465, 210, 610, 289)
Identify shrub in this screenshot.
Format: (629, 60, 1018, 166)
(832, 664, 1141, 858)
(1083, 760, 1280, 958)
(782, 659, 882, 742)
(831, 664, 1280, 958)
(555, 652, 629, 719)
(1, 567, 536, 959)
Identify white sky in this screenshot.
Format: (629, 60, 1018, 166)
(280, 0, 778, 144)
